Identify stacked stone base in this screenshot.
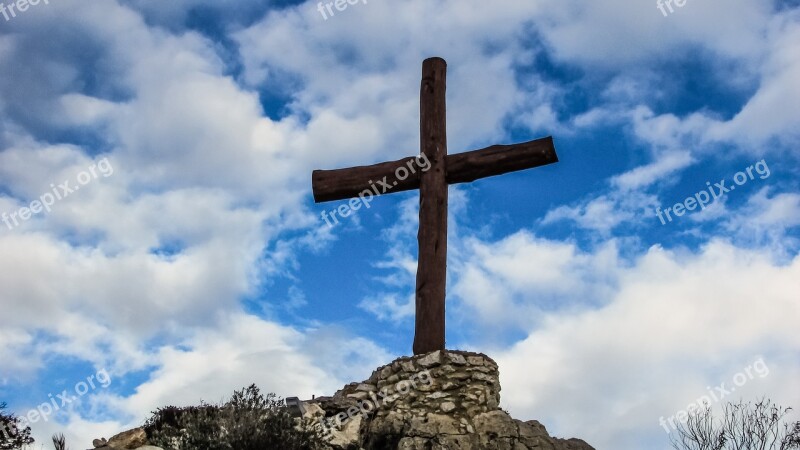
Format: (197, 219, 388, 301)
(305, 350, 594, 450)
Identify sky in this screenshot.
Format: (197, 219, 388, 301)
(0, 0, 798, 448)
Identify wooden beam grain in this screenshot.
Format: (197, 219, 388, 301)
(413, 57, 448, 355)
(446, 136, 557, 184)
(312, 156, 420, 203)
(311, 136, 556, 203)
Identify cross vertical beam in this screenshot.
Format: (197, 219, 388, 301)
(414, 57, 448, 355)
(311, 57, 559, 356)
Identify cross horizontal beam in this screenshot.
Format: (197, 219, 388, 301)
(312, 136, 557, 203)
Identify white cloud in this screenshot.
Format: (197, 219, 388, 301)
(476, 240, 800, 448)
(706, 13, 800, 145)
(534, 0, 771, 67)
(612, 151, 695, 191)
(0, 0, 328, 417)
(542, 191, 659, 235)
(233, 0, 561, 155)
(57, 94, 118, 127)
(723, 187, 800, 253)
(451, 232, 621, 330)
(25, 312, 390, 446)
(543, 195, 625, 233)
(359, 293, 415, 322)
(622, 14, 800, 153)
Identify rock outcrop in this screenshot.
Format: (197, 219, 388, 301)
(91, 427, 155, 450)
(92, 350, 594, 450)
(303, 350, 594, 450)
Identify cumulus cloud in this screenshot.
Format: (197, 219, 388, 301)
(534, 0, 771, 67)
(485, 241, 800, 448)
(26, 312, 390, 446)
(450, 232, 622, 332)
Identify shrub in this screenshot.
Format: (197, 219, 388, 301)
(144, 384, 328, 450)
(670, 399, 800, 450)
(0, 402, 34, 450)
(52, 433, 67, 450)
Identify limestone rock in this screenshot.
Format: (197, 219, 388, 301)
(92, 350, 593, 450)
(108, 428, 147, 449)
(305, 350, 595, 450)
(91, 428, 150, 449)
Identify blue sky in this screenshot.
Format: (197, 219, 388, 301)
(0, 0, 799, 448)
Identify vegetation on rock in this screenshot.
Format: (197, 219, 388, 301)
(143, 384, 328, 450)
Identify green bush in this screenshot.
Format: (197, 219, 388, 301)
(144, 384, 329, 450)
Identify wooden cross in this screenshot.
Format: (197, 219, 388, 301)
(312, 57, 558, 355)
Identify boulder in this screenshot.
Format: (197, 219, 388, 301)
(92, 427, 150, 449)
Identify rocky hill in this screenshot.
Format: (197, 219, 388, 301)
(92, 350, 594, 450)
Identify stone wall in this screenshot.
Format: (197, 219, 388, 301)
(305, 350, 595, 450)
